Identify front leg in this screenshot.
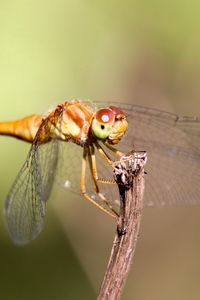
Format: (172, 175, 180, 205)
(80, 146, 118, 218)
(103, 141, 124, 157)
(88, 145, 119, 218)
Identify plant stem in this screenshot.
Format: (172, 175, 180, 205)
(97, 152, 147, 300)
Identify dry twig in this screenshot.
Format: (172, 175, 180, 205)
(97, 151, 147, 300)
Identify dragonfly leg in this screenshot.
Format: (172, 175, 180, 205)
(88, 145, 119, 218)
(94, 141, 120, 184)
(96, 178, 116, 185)
(95, 141, 115, 167)
(103, 141, 124, 157)
(80, 147, 118, 219)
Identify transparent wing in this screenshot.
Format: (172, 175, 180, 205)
(96, 103, 200, 207)
(57, 102, 200, 210)
(55, 141, 121, 215)
(4, 136, 59, 245)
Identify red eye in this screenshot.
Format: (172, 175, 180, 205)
(95, 108, 115, 124)
(109, 106, 125, 119)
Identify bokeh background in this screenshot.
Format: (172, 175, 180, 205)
(0, 1, 200, 299)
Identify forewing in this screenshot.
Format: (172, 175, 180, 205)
(55, 103, 200, 211)
(35, 102, 200, 219)
(96, 103, 200, 207)
(4, 138, 59, 244)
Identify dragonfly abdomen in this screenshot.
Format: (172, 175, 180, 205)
(0, 114, 43, 142)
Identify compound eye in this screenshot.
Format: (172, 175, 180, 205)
(109, 106, 125, 119)
(95, 108, 115, 124)
(91, 108, 115, 140)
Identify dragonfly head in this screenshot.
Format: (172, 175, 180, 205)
(91, 106, 128, 144)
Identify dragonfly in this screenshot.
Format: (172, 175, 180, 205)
(1, 99, 200, 244)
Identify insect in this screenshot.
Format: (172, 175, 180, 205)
(1, 99, 200, 244)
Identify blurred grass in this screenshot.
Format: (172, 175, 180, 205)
(0, 0, 200, 299)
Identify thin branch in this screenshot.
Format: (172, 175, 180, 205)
(97, 151, 147, 300)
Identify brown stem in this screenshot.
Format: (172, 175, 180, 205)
(97, 152, 147, 300)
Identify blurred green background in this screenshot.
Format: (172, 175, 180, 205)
(0, 1, 200, 299)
